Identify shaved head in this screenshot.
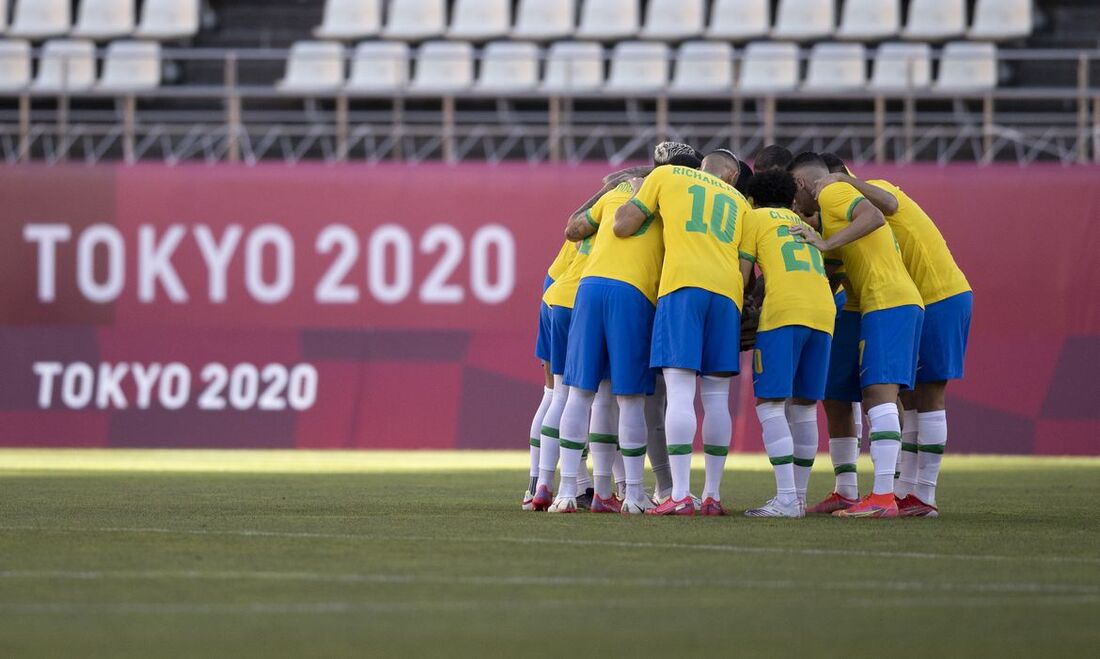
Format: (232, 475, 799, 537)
(702, 149, 740, 186)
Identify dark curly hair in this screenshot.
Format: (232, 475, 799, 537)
(745, 168, 797, 209)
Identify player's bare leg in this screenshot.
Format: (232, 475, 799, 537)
(836, 384, 901, 518)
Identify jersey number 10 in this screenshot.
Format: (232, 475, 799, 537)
(684, 185, 739, 244)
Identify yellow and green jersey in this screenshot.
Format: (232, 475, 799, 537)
(581, 182, 664, 304)
(740, 207, 836, 335)
(818, 182, 923, 314)
(867, 179, 971, 305)
(546, 240, 575, 281)
(630, 164, 748, 309)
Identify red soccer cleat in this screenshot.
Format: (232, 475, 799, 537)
(531, 484, 554, 512)
(833, 492, 899, 518)
(590, 494, 623, 513)
(896, 494, 939, 518)
(645, 495, 696, 516)
(808, 491, 858, 514)
(698, 497, 729, 516)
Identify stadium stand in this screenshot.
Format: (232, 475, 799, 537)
(314, 0, 383, 41)
(739, 41, 801, 92)
(836, 0, 900, 42)
(346, 40, 410, 93)
(868, 42, 933, 90)
(968, 0, 1034, 42)
(383, 0, 447, 41)
(276, 40, 345, 93)
(901, 0, 967, 41)
(705, 0, 771, 42)
(541, 40, 604, 92)
(670, 41, 734, 93)
(31, 38, 95, 91)
(448, 0, 512, 41)
(933, 40, 998, 91)
(410, 40, 474, 92)
(0, 39, 31, 91)
(606, 41, 670, 92)
(133, 0, 200, 41)
(512, 0, 575, 41)
(639, 0, 705, 41)
(575, 0, 640, 42)
(803, 42, 867, 90)
(771, 0, 836, 41)
(476, 40, 540, 92)
(8, 0, 71, 40)
(72, 0, 135, 41)
(97, 40, 161, 91)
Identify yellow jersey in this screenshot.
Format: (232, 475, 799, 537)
(630, 165, 748, 308)
(818, 182, 923, 314)
(868, 179, 971, 305)
(546, 240, 575, 282)
(740, 207, 835, 335)
(581, 182, 664, 305)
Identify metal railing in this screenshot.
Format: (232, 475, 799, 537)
(0, 46, 1097, 165)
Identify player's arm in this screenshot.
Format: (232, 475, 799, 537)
(820, 173, 899, 216)
(791, 199, 885, 252)
(603, 165, 653, 186)
(614, 176, 653, 237)
(739, 258, 755, 294)
(564, 208, 599, 242)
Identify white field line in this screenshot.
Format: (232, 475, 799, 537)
(3, 525, 1100, 565)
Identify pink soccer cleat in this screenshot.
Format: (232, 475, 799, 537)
(833, 493, 899, 519)
(589, 494, 623, 513)
(530, 484, 554, 512)
(808, 491, 858, 515)
(645, 495, 696, 517)
(896, 494, 939, 518)
(698, 497, 729, 516)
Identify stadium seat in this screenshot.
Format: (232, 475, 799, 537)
(313, 0, 382, 40)
(575, 0, 639, 42)
(868, 42, 931, 90)
(134, 0, 200, 40)
(606, 41, 669, 92)
(410, 41, 473, 92)
(705, 0, 770, 42)
(346, 41, 409, 93)
(670, 41, 733, 94)
(512, 0, 574, 41)
(836, 0, 900, 41)
(97, 40, 160, 91)
(8, 0, 70, 40)
(771, 0, 835, 41)
(72, 0, 135, 40)
(738, 41, 800, 92)
(448, 0, 511, 41)
(475, 41, 539, 92)
(901, 0, 966, 41)
(640, 0, 704, 41)
(0, 39, 32, 91)
(968, 0, 1033, 41)
(31, 39, 96, 92)
(803, 42, 866, 90)
(541, 41, 604, 93)
(934, 41, 997, 91)
(276, 41, 345, 93)
(0, 1, 7, 34)
(383, 0, 447, 41)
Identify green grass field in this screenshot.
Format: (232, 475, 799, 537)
(1, 450, 1098, 658)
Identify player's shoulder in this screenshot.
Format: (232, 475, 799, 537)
(819, 182, 866, 219)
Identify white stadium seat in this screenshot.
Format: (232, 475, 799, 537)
(135, 0, 200, 40)
(0, 39, 32, 91)
(0, 1, 8, 34)
(410, 41, 473, 92)
(969, 0, 1033, 41)
(670, 41, 733, 93)
(448, 0, 511, 41)
(475, 41, 539, 92)
(640, 0, 704, 41)
(541, 41, 604, 92)
(313, 0, 382, 40)
(902, 0, 966, 41)
(706, 0, 770, 42)
(738, 41, 800, 92)
(803, 42, 866, 90)
(72, 0, 135, 40)
(772, 0, 835, 41)
(32, 39, 96, 91)
(346, 41, 410, 93)
(8, 0, 70, 40)
(576, 0, 639, 42)
(934, 41, 997, 91)
(837, 0, 900, 41)
(276, 41, 345, 93)
(97, 40, 161, 91)
(606, 41, 669, 92)
(869, 42, 931, 90)
(512, 0, 574, 41)
(384, 0, 447, 41)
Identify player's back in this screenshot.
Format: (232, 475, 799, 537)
(583, 182, 665, 304)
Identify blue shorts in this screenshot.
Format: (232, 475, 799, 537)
(834, 290, 847, 315)
(918, 291, 972, 383)
(547, 305, 573, 376)
(564, 278, 656, 396)
(753, 326, 832, 401)
(533, 275, 555, 362)
(825, 310, 862, 402)
(651, 287, 741, 375)
(860, 305, 924, 391)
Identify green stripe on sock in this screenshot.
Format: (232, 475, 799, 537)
(870, 431, 902, 442)
(769, 455, 794, 466)
(834, 463, 857, 475)
(529, 437, 540, 448)
(793, 457, 815, 468)
(666, 444, 693, 456)
(620, 446, 647, 457)
(918, 443, 946, 454)
(901, 442, 919, 453)
(539, 426, 559, 439)
(559, 438, 586, 451)
(588, 433, 618, 444)
(703, 445, 729, 457)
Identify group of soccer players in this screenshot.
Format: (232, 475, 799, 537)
(522, 141, 972, 519)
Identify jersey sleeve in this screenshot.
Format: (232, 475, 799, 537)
(819, 182, 867, 224)
(584, 192, 607, 228)
(630, 167, 668, 221)
(738, 211, 759, 263)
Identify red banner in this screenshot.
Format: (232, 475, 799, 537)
(0, 163, 1097, 454)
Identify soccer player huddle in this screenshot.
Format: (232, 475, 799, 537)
(522, 142, 972, 519)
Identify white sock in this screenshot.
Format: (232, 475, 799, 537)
(830, 436, 859, 500)
(916, 410, 947, 506)
(528, 386, 553, 490)
(585, 380, 617, 495)
(617, 395, 648, 501)
(853, 402, 864, 440)
(867, 403, 902, 496)
(645, 383, 672, 498)
(788, 403, 818, 502)
(536, 377, 568, 491)
(554, 386, 593, 499)
(896, 409, 919, 498)
(757, 401, 796, 504)
(663, 368, 697, 501)
(700, 375, 732, 501)
(612, 451, 626, 498)
(589, 441, 617, 499)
